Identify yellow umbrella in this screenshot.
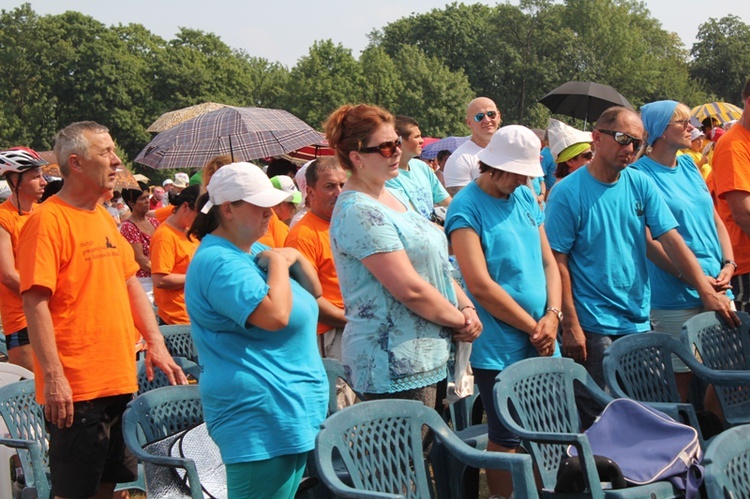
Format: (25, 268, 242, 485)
(691, 102, 742, 125)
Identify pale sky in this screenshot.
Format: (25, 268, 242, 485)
(4, 0, 750, 67)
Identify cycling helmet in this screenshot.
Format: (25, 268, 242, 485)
(0, 147, 48, 176)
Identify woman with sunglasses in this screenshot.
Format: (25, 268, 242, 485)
(546, 119, 594, 184)
(631, 100, 735, 401)
(324, 104, 482, 407)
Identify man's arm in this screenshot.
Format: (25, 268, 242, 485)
(126, 276, 188, 385)
(23, 286, 74, 428)
(724, 190, 750, 238)
(317, 297, 347, 329)
(0, 228, 20, 293)
(553, 251, 587, 362)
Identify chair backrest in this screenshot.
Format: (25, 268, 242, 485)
(0, 363, 34, 386)
(159, 324, 198, 363)
(702, 424, 750, 498)
(0, 379, 49, 495)
(124, 385, 203, 447)
(315, 399, 440, 498)
(681, 311, 750, 425)
(493, 357, 610, 491)
(136, 356, 202, 396)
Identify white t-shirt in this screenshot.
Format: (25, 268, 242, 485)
(443, 140, 483, 188)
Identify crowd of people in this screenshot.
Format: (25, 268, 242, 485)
(0, 75, 749, 498)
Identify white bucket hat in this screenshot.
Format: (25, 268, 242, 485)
(477, 125, 544, 177)
(690, 128, 705, 141)
(174, 172, 190, 188)
(201, 162, 292, 214)
(547, 119, 593, 162)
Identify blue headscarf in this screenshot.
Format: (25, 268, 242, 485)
(640, 100, 679, 146)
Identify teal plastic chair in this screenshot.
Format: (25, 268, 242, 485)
(702, 424, 750, 498)
(123, 385, 206, 498)
(681, 311, 750, 427)
(494, 357, 681, 498)
(136, 356, 202, 395)
(0, 380, 145, 498)
(159, 324, 198, 363)
(314, 399, 537, 499)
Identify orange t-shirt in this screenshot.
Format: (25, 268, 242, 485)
(153, 205, 173, 223)
(17, 197, 139, 403)
(285, 211, 344, 334)
(257, 211, 290, 248)
(713, 123, 750, 275)
(0, 200, 35, 335)
(150, 223, 199, 324)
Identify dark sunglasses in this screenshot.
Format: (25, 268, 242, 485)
(575, 151, 594, 161)
(597, 129, 643, 150)
(473, 110, 499, 122)
(359, 138, 402, 158)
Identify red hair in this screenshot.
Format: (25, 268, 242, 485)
(323, 104, 395, 170)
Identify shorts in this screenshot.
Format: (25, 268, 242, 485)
(6, 327, 30, 350)
(650, 307, 703, 373)
(47, 394, 137, 497)
(474, 368, 520, 448)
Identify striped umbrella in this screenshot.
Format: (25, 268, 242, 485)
(691, 102, 743, 125)
(135, 106, 325, 169)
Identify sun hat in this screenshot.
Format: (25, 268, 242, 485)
(162, 178, 174, 187)
(547, 119, 593, 162)
(174, 172, 190, 188)
(270, 175, 302, 205)
(295, 160, 313, 206)
(477, 125, 544, 177)
(201, 162, 292, 214)
(690, 128, 704, 142)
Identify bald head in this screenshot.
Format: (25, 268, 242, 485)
(466, 97, 501, 147)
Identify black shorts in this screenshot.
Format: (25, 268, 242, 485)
(47, 394, 137, 497)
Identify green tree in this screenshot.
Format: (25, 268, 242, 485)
(690, 15, 750, 105)
(359, 46, 403, 110)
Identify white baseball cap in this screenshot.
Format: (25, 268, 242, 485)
(201, 162, 292, 214)
(547, 119, 592, 161)
(162, 179, 174, 187)
(477, 125, 544, 177)
(690, 128, 705, 141)
(270, 175, 302, 204)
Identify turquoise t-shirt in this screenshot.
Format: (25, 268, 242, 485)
(386, 158, 450, 220)
(542, 147, 557, 190)
(185, 236, 327, 464)
(330, 189, 456, 394)
(445, 182, 560, 370)
(630, 154, 731, 309)
(545, 166, 678, 335)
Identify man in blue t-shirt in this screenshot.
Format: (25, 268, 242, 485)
(545, 106, 738, 427)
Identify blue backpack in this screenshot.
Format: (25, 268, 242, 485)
(568, 398, 703, 498)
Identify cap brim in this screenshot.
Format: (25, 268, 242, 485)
(487, 159, 544, 177)
(245, 189, 293, 208)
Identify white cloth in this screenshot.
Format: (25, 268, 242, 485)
(443, 140, 483, 188)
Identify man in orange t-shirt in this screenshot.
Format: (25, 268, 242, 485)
(257, 210, 289, 247)
(17, 121, 187, 498)
(713, 77, 750, 312)
(285, 158, 354, 407)
(0, 147, 47, 371)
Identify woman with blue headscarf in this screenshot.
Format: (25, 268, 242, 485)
(630, 100, 735, 401)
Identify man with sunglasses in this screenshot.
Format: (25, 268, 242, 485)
(545, 106, 738, 428)
(444, 97, 501, 196)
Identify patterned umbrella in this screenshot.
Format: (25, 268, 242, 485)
(134, 106, 325, 169)
(420, 136, 470, 160)
(691, 102, 743, 125)
(146, 102, 229, 133)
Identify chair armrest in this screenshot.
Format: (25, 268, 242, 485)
(0, 437, 50, 497)
(127, 443, 204, 498)
(688, 362, 750, 386)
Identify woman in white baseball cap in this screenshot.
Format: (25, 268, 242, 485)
(184, 162, 327, 498)
(444, 125, 562, 499)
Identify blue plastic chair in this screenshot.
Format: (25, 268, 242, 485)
(494, 357, 682, 498)
(159, 324, 199, 363)
(123, 385, 206, 498)
(702, 424, 750, 498)
(681, 311, 750, 427)
(136, 356, 201, 395)
(314, 399, 536, 499)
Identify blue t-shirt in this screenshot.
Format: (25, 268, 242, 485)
(630, 154, 731, 308)
(542, 147, 557, 190)
(330, 189, 456, 394)
(185, 236, 327, 464)
(545, 166, 678, 335)
(445, 182, 560, 370)
(386, 158, 450, 220)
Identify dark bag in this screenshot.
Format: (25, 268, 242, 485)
(556, 455, 626, 493)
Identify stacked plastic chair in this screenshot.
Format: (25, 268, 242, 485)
(159, 324, 199, 363)
(702, 424, 750, 498)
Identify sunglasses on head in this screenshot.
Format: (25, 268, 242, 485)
(359, 138, 402, 158)
(597, 129, 643, 150)
(473, 110, 499, 122)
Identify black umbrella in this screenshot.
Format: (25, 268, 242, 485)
(539, 81, 633, 128)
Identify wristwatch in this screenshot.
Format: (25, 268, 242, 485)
(546, 307, 564, 322)
(723, 260, 738, 271)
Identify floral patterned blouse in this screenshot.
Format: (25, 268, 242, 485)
(120, 217, 160, 278)
(330, 189, 457, 394)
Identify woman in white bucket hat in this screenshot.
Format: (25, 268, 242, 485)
(445, 125, 562, 499)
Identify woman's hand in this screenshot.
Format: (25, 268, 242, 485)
(255, 249, 291, 272)
(531, 314, 558, 357)
(714, 264, 734, 290)
(452, 306, 483, 342)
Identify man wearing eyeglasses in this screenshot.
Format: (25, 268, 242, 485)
(443, 97, 501, 196)
(545, 106, 738, 428)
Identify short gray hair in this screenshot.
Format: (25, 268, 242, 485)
(53, 121, 109, 176)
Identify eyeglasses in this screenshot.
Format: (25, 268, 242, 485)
(575, 151, 594, 161)
(597, 129, 643, 150)
(473, 111, 499, 122)
(667, 119, 691, 129)
(359, 138, 402, 158)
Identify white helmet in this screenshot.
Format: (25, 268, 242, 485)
(0, 147, 48, 176)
